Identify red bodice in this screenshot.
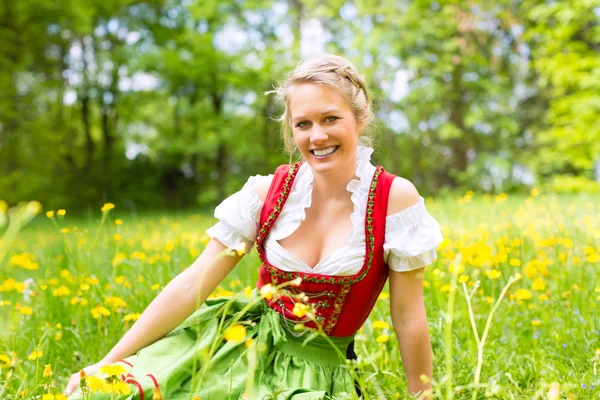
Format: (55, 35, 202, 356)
(255, 162, 396, 337)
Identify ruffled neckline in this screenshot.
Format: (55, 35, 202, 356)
(269, 146, 377, 251)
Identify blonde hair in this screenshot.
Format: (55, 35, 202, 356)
(268, 54, 375, 155)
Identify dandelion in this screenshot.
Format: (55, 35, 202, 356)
(60, 228, 69, 234)
(0, 354, 12, 368)
(224, 324, 246, 343)
(91, 306, 111, 319)
(376, 335, 390, 343)
(292, 302, 311, 318)
(46, 211, 55, 218)
(531, 319, 541, 327)
(372, 321, 390, 330)
(55, 395, 67, 400)
(514, 288, 532, 300)
(532, 278, 546, 291)
(100, 363, 127, 377)
(101, 203, 115, 212)
(43, 364, 52, 378)
(260, 284, 275, 301)
(87, 375, 104, 392)
(27, 350, 43, 360)
(115, 219, 123, 225)
(57, 209, 66, 216)
(459, 275, 469, 283)
(113, 234, 121, 241)
(485, 269, 502, 280)
(151, 283, 160, 290)
(19, 306, 33, 315)
(42, 394, 55, 400)
(124, 313, 141, 322)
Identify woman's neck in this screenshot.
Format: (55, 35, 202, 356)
(310, 155, 358, 204)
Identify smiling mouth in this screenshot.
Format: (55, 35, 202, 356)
(310, 146, 339, 157)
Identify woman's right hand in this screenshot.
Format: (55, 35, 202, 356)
(63, 360, 109, 397)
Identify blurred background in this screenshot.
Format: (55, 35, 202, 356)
(1, 0, 599, 211)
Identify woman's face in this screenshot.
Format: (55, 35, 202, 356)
(288, 83, 360, 176)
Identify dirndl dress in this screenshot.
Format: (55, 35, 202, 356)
(69, 287, 357, 400)
(68, 156, 441, 399)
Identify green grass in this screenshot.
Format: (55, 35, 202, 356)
(0, 192, 599, 399)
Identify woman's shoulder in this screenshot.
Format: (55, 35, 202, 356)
(251, 174, 274, 203)
(386, 176, 421, 216)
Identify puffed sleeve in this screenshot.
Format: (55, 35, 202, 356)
(384, 196, 444, 272)
(205, 174, 272, 254)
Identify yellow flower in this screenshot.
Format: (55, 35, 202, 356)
(53, 286, 71, 297)
(60, 228, 69, 234)
(530, 188, 539, 197)
(43, 364, 52, 378)
(440, 284, 452, 293)
(532, 278, 546, 291)
(245, 338, 255, 348)
(114, 219, 123, 225)
(101, 203, 115, 212)
(260, 284, 275, 301)
(19, 306, 33, 315)
(91, 306, 111, 319)
(376, 335, 390, 343)
(459, 275, 469, 283)
(0, 354, 12, 368)
(28, 350, 44, 360)
(42, 394, 55, 400)
(514, 288, 532, 300)
(57, 209, 66, 216)
(378, 292, 390, 300)
(531, 319, 541, 327)
(46, 211, 55, 218)
(151, 283, 160, 290)
(224, 324, 246, 343)
(88, 375, 105, 392)
(485, 297, 494, 304)
(485, 269, 502, 280)
(372, 321, 390, 330)
(292, 302, 311, 318)
(100, 363, 127, 377)
(55, 394, 67, 400)
(124, 313, 141, 322)
(244, 286, 253, 300)
(113, 234, 121, 241)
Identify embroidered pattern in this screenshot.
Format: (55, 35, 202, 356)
(257, 165, 384, 334)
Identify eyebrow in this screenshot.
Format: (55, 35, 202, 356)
(292, 109, 341, 123)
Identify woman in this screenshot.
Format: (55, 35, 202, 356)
(64, 54, 443, 399)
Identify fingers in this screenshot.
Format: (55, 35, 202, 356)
(63, 376, 79, 396)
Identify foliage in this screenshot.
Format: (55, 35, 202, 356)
(0, 194, 599, 398)
(0, 0, 598, 210)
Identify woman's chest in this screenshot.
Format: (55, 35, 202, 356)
(276, 202, 355, 270)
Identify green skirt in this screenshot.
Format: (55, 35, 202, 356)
(69, 289, 357, 399)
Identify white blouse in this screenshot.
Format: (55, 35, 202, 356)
(206, 146, 443, 274)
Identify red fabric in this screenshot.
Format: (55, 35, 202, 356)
(256, 163, 395, 337)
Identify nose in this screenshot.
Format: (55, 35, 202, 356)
(310, 124, 329, 143)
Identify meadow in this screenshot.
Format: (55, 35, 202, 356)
(0, 192, 599, 399)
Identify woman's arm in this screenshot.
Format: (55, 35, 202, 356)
(386, 177, 433, 398)
(99, 238, 242, 364)
(389, 268, 432, 398)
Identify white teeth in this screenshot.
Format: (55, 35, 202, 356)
(313, 146, 337, 156)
